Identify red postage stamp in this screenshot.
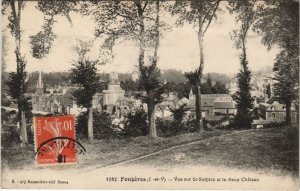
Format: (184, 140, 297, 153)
(34, 115, 78, 165)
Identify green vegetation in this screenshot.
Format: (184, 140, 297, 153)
(2, 127, 298, 177)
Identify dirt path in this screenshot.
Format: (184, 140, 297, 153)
(82, 129, 251, 172)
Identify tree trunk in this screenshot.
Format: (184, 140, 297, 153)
(195, 85, 203, 132)
(20, 110, 28, 146)
(136, 2, 158, 139)
(136, 2, 145, 69)
(154, 0, 160, 58)
(196, 13, 204, 132)
(11, 1, 28, 146)
(148, 100, 158, 139)
(285, 101, 291, 126)
(88, 107, 94, 142)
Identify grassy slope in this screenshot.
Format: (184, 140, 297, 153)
(1, 127, 298, 177)
(1, 130, 231, 170)
(135, 127, 299, 177)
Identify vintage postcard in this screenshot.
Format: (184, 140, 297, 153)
(1, 0, 299, 190)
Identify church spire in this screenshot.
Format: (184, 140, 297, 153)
(36, 71, 44, 89)
(189, 88, 194, 99)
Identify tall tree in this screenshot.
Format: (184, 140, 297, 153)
(31, 1, 103, 140)
(83, 0, 169, 138)
(139, 0, 170, 138)
(252, 1, 299, 126)
(69, 42, 100, 142)
(184, 66, 203, 131)
(30, 1, 77, 59)
(233, 52, 254, 128)
(172, 0, 221, 131)
(272, 51, 298, 126)
(2, 0, 29, 146)
(229, 0, 256, 128)
(2, 32, 8, 73)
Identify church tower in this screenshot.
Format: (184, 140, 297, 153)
(36, 71, 44, 95)
(189, 88, 194, 99)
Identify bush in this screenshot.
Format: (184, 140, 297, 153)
(76, 110, 118, 140)
(122, 108, 148, 137)
(1, 110, 18, 124)
(203, 115, 231, 129)
(156, 119, 174, 137)
(229, 113, 253, 129)
(184, 119, 198, 133)
(1, 125, 20, 148)
(93, 111, 118, 139)
(75, 112, 88, 139)
(262, 121, 286, 129)
(156, 118, 192, 137)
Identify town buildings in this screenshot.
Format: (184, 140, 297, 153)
(252, 98, 298, 128)
(30, 71, 297, 127)
(176, 89, 236, 119)
(31, 71, 74, 115)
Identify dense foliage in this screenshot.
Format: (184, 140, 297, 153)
(231, 54, 254, 128)
(254, 1, 299, 126)
(69, 60, 100, 108)
(76, 110, 121, 139)
(122, 108, 149, 137)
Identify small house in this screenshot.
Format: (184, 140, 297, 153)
(266, 101, 297, 124)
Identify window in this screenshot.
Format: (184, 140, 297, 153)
(272, 113, 275, 118)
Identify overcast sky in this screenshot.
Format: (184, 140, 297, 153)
(2, 1, 279, 75)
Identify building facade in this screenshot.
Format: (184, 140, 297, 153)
(265, 101, 297, 123)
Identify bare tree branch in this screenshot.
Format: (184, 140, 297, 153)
(203, 1, 220, 35)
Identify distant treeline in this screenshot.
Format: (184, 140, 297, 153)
(1, 70, 231, 95)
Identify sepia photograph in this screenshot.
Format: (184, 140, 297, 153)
(1, 0, 299, 190)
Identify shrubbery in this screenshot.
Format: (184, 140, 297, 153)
(122, 108, 148, 137)
(1, 125, 20, 148)
(94, 111, 120, 139)
(261, 122, 286, 129)
(76, 110, 120, 139)
(156, 119, 179, 137)
(156, 118, 196, 137)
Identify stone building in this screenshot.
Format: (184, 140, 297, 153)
(102, 72, 125, 106)
(99, 72, 146, 118)
(265, 100, 297, 124)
